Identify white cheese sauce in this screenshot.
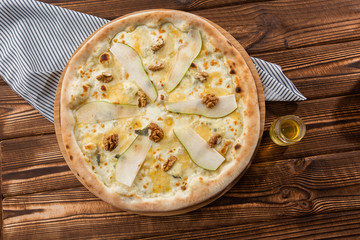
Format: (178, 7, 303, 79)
(70, 23, 244, 198)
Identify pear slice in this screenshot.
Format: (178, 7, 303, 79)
(75, 101, 139, 124)
(166, 29, 202, 92)
(110, 43, 158, 102)
(165, 95, 237, 118)
(115, 135, 152, 187)
(173, 127, 225, 171)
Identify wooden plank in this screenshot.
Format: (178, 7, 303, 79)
(0, 85, 54, 140)
(2, 94, 359, 196)
(1, 134, 81, 197)
(0, 76, 7, 85)
(254, 40, 360, 100)
(144, 210, 360, 239)
(2, 150, 360, 239)
(43, 0, 360, 53)
(196, 0, 360, 53)
(42, 0, 271, 16)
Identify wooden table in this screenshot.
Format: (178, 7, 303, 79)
(1, 0, 360, 239)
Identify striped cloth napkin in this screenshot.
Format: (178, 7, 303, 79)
(0, 0, 306, 123)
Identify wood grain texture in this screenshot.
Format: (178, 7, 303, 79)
(141, 210, 360, 240)
(196, 0, 360, 53)
(0, 77, 6, 85)
(42, 0, 360, 54)
(43, 0, 268, 13)
(2, 93, 359, 196)
(1, 134, 81, 197)
(3, 150, 360, 239)
(145, 210, 360, 240)
(255, 40, 360, 100)
(0, 85, 54, 140)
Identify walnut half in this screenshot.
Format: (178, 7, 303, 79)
(208, 134, 222, 148)
(194, 71, 209, 83)
(137, 90, 147, 107)
(201, 94, 219, 108)
(148, 62, 164, 71)
(96, 72, 113, 83)
(149, 123, 164, 143)
(151, 38, 165, 51)
(103, 134, 119, 151)
(163, 155, 177, 172)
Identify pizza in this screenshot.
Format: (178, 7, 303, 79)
(60, 10, 260, 213)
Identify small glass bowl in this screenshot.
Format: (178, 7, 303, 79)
(269, 115, 306, 146)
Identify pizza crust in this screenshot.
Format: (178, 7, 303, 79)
(60, 10, 260, 213)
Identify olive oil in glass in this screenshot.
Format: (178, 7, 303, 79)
(269, 115, 306, 146)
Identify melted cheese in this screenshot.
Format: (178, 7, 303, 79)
(150, 166, 173, 194)
(106, 81, 134, 104)
(70, 22, 244, 198)
(195, 123, 212, 140)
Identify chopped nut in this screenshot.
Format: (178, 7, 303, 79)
(160, 95, 165, 101)
(148, 62, 164, 71)
(103, 134, 119, 151)
(208, 134, 222, 148)
(102, 72, 112, 78)
(163, 155, 177, 172)
(151, 38, 165, 51)
(137, 90, 147, 107)
(194, 71, 209, 83)
(149, 123, 164, 143)
(96, 72, 113, 83)
(201, 94, 219, 108)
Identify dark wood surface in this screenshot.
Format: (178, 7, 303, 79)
(1, 0, 360, 238)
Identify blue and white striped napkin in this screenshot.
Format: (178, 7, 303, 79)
(0, 0, 306, 123)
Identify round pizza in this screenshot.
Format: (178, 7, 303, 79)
(60, 10, 260, 213)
